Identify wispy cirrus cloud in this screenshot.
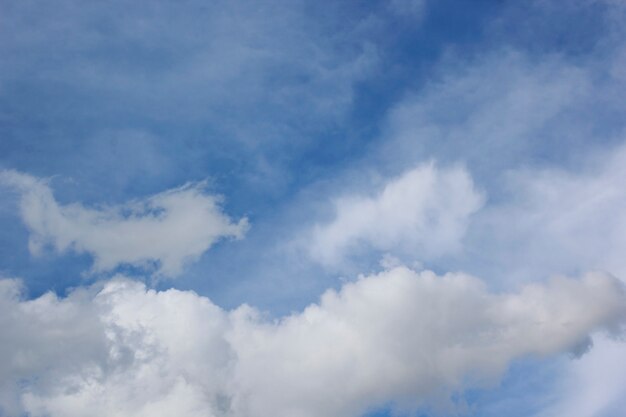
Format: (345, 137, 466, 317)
(0, 171, 248, 277)
(466, 141, 626, 417)
(465, 140, 626, 286)
(0, 0, 378, 136)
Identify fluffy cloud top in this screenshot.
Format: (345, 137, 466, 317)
(0, 171, 248, 276)
(308, 163, 483, 267)
(0, 267, 623, 417)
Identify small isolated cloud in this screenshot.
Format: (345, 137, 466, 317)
(0, 267, 624, 417)
(0, 171, 248, 277)
(307, 163, 484, 267)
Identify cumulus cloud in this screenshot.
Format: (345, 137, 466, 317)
(467, 141, 626, 417)
(0, 267, 623, 417)
(307, 163, 483, 267)
(0, 278, 108, 416)
(0, 171, 248, 276)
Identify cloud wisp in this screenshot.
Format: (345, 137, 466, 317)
(0, 266, 624, 417)
(468, 141, 626, 283)
(0, 171, 248, 277)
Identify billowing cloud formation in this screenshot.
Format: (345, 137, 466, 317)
(473, 142, 626, 417)
(0, 171, 248, 276)
(0, 267, 623, 417)
(308, 163, 483, 267)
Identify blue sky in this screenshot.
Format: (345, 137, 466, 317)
(1, 1, 626, 416)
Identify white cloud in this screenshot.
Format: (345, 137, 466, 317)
(476, 141, 626, 282)
(352, 12, 626, 414)
(0, 171, 248, 276)
(0, 266, 623, 417)
(307, 163, 484, 267)
(466, 141, 626, 417)
(0, 278, 108, 416)
(534, 335, 626, 417)
(379, 50, 593, 175)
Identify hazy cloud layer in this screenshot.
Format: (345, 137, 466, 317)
(0, 0, 377, 138)
(0, 267, 624, 417)
(472, 141, 626, 283)
(0, 171, 248, 276)
(534, 334, 626, 417)
(380, 50, 594, 178)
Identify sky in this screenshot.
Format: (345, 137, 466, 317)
(1, 0, 626, 416)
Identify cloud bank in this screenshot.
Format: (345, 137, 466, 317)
(0, 267, 623, 417)
(0, 171, 248, 276)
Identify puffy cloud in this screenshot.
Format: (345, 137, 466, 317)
(307, 163, 484, 267)
(465, 141, 626, 417)
(0, 266, 623, 417)
(0, 171, 248, 276)
(0, 278, 108, 416)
